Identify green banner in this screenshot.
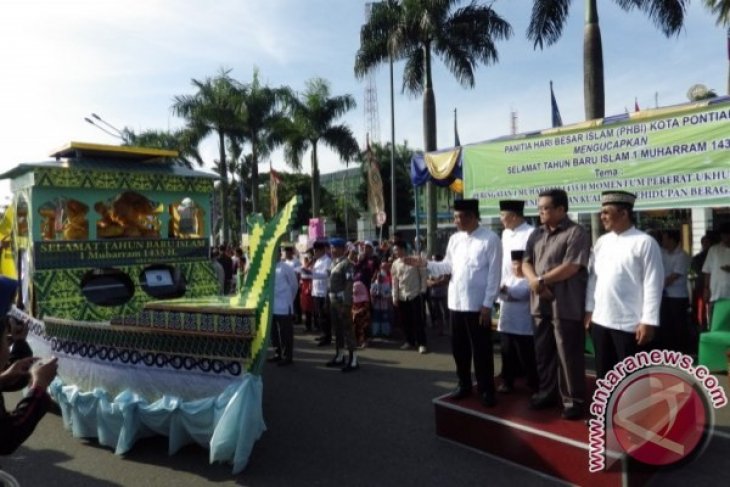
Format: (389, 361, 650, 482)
(34, 238, 209, 270)
(464, 102, 730, 216)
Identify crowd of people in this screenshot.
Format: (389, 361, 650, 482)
(265, 237, 453, 373)
(263, 188, 730, 421)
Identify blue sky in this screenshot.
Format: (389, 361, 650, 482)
(0, 0, 727, 189)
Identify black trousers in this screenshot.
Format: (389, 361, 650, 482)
(313, 296, 330, 339)
(590, 323, 641, 379)
(271, 314, 294, 361)
(500, 333, 538, 390)
(451, 310, 495, 394)
(533, 317, 585, 408)
(399, 296, 426, 346)
(659, 297, 690, 354)
(293, 286, 302, 324)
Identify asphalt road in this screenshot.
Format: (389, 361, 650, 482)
(2, 326, 729, 486)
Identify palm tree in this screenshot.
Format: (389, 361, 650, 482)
(704, 0, 730, 24)
(237, 69, 292, 214)
(528, 0, 687, 121)
(172, 69, 243, 243)
(355, 0, 512, 255)
(121, 128, 204, 168)
(703, 1, 730, 94)
(282, 78, 359, 218)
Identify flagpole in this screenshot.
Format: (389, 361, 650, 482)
(414, 185, 420, 253)
(389, 51, 397, 240)
(342, 165, 349, 241)
(453, 107, 462, 202)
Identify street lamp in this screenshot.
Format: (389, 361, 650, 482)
(84, 113, 124, 140)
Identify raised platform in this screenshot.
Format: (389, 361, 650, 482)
(433, 380, 656, 487)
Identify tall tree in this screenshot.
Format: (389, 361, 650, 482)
(282, 78, 359, 218)
(528, 0, 687, 120)
(121, 128, 204, 168)
(172, 69, 242, 243)
(237, 69, 292, 214)
(703, 0, 730, 94)
(260, 171, 337, 231)
(355, 0, 512, 255)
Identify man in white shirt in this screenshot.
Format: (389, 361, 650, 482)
(405, 199, 502, 407)
(307, 240, 332, 346)
(268, 260, 300, 366)
(498, 200, 534, 283)
(659, 229, 691, 352)
(585, 191, 664, 379)
(282, 243, 303, 324)
(702, 223, 730, 324)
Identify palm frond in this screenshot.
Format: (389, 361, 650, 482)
(402, 46, 426, 95)
(527, 0, 572, 49)
(703, 0, 730, 25)
(615, 0, 687, 36)
(321, 125, 360, 163)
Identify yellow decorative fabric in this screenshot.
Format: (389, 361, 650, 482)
(449, 179, 463, 194)
(425, 148, 461, 180)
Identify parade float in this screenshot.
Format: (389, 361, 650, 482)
(0, 142, 298, 473)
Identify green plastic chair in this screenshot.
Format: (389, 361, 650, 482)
(698, 299, 730, 372)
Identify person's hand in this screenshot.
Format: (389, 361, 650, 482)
(529, 277, 542, 293)
(584, 312, 593, 331)
(30, 357, 58, 390)
(538, 286, 554, 302)
(478, 307, 491, 327)
(401, 256, 426, 267)
(635, 324, 655, 346)
(1, 356, 36, 387)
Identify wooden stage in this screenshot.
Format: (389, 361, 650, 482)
(433, 379, 657, 487)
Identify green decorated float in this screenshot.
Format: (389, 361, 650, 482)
(0, 142, 299, 473)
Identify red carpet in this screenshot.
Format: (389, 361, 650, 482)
(433, 379, 656, 487)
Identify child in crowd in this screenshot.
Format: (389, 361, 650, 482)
(370, 260, 393, 338)
(426, 255, 449, 336)
(352, 275, 371, 348)
(497, 250, 538, 393)
(299, 251, 315, 332)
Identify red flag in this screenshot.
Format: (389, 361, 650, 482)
(634, 98, 640, 112)
(270, 165, 282, 216)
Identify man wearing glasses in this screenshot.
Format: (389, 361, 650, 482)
(522, 189, 590, 420)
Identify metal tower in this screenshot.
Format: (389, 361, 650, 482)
(364, 3, 381, 144)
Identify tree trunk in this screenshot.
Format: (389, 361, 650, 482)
(584, 0, 604, 244)
(251, 141, 259, 214)
(583, 0, 604, 121)
(311, 142, 320, 218)
(218, 130, 229, 244)
(423, 45, 437, 257)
